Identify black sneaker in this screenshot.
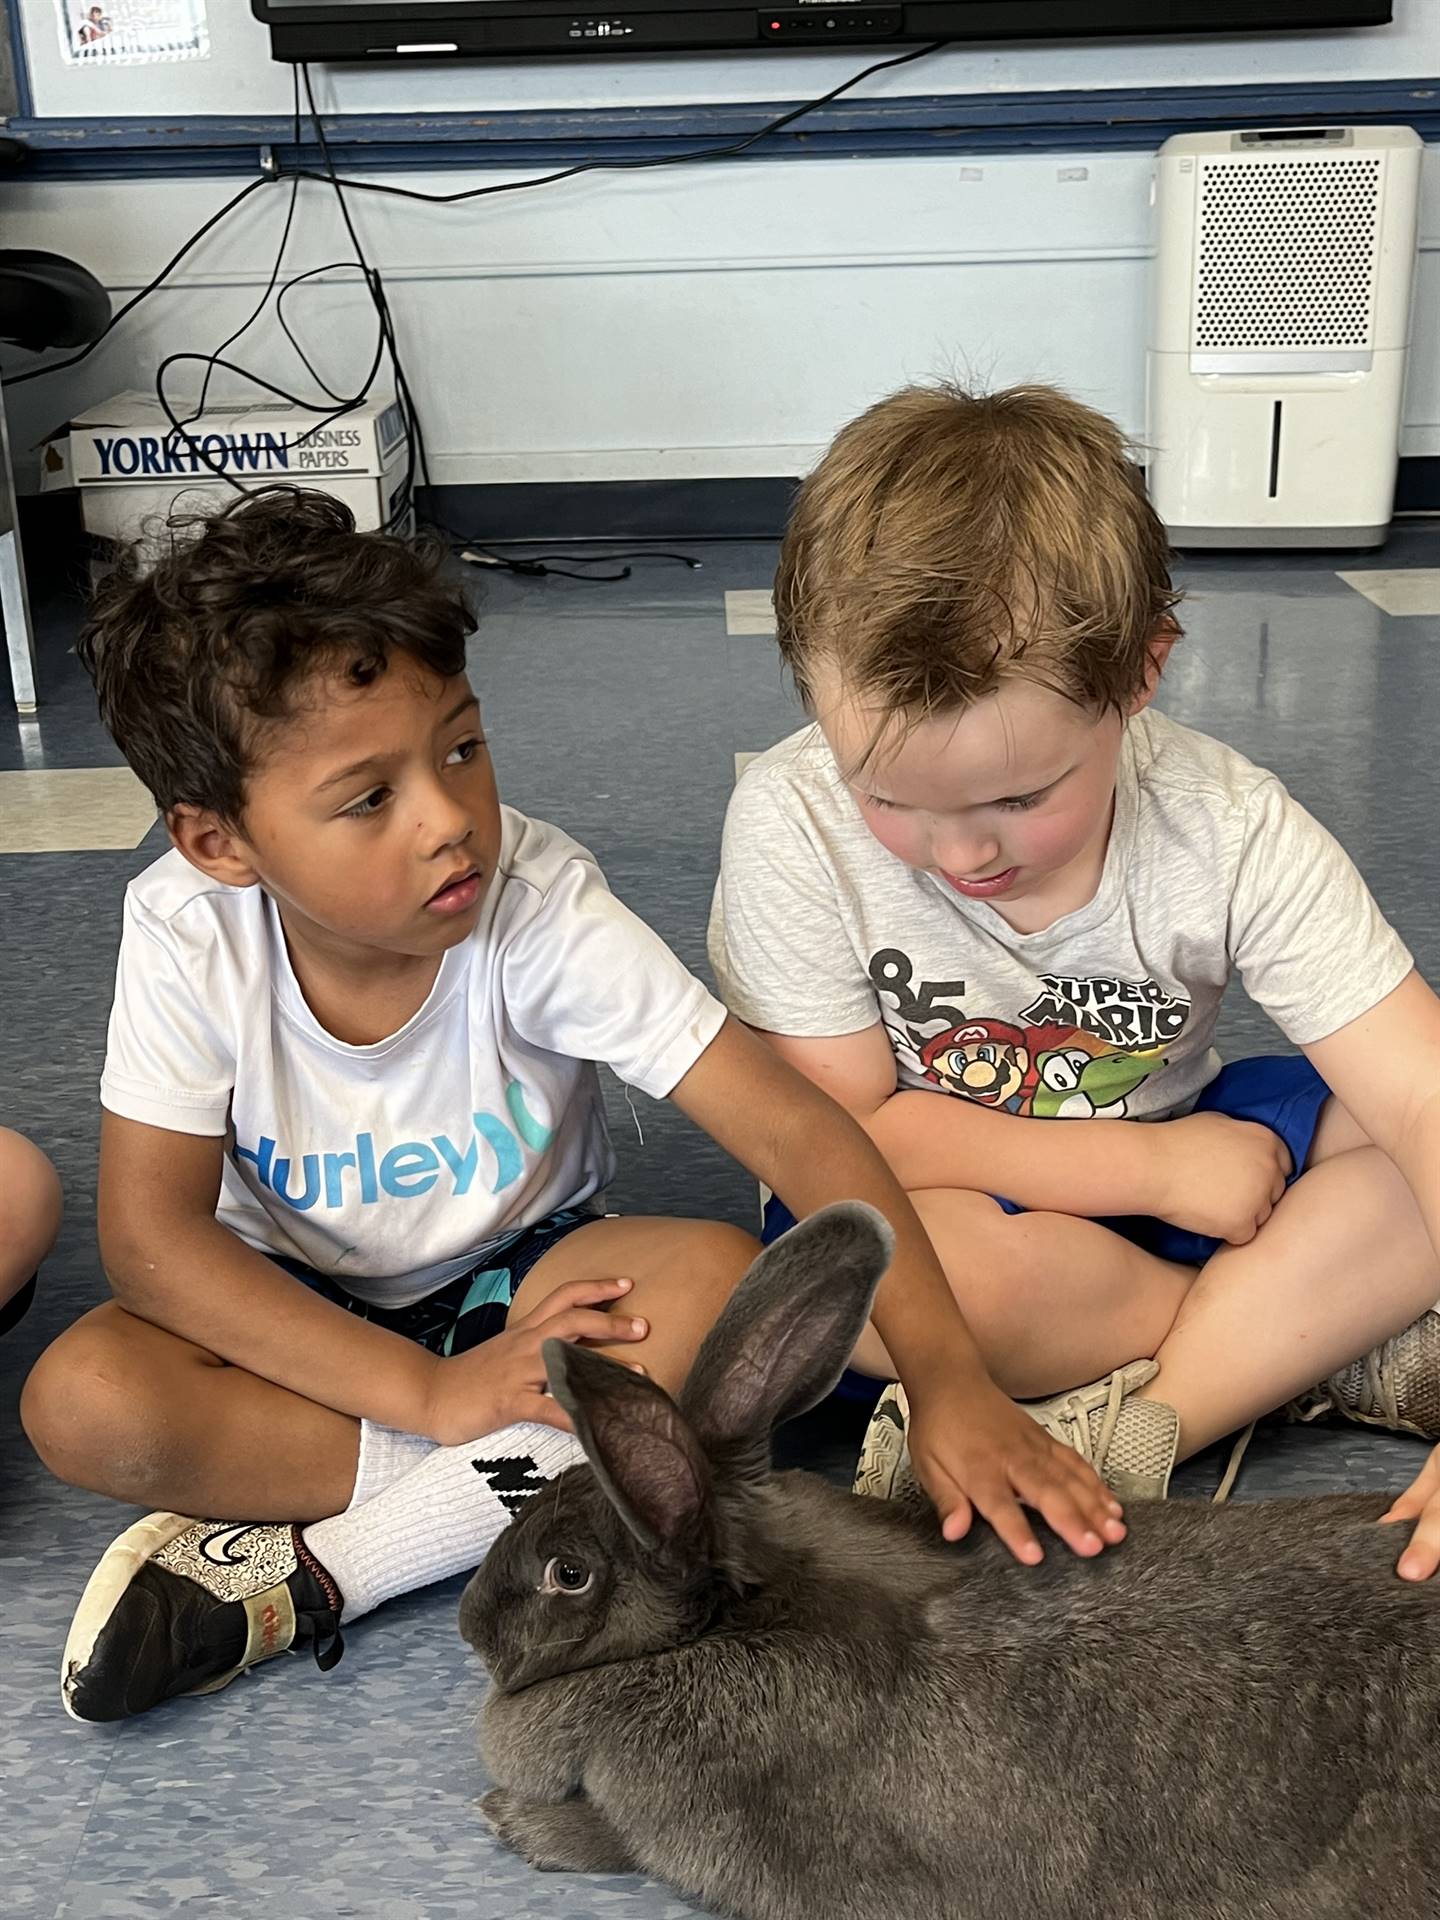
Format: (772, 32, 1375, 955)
(62, 1512, 344, 1723)
(0, 1272, 37, 1337)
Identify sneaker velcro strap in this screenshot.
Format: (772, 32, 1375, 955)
(183, 1582, 298, 1700)
(241, 1582, 297, 1670)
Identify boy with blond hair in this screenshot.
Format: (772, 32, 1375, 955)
(710, 383, 1440, 1574)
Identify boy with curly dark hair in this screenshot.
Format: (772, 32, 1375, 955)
(25, 487, 1120, 1725)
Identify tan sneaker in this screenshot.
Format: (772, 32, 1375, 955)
(1287, 1308, 1440, 1441)
(1023, 1360, 1180, 1502)
(853, 1359, 1181, 1509)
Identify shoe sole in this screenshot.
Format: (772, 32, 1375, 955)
(853, 1387, 910, 1501)
(61, 1510, 198, 1722)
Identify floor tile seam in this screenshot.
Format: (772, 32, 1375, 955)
(47, 1720, 128, 1920)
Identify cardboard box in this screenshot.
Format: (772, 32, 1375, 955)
(40, 391, 414, 543)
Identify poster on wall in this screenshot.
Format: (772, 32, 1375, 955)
(57, 0, 210, 65)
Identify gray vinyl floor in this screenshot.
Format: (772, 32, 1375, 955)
(3, 522, 1440, 1918)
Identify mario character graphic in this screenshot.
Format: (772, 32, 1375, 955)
(921, 1020, 1035, 1113)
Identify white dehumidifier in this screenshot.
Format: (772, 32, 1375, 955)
(1146, 126, 1421, 549)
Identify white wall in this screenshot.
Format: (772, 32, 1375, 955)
(6, 142, 1438, 493)
(7, 4, 1439, 494)
(17, 0, 1440, 116)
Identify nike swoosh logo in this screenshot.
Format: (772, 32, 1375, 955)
(200, 1524, 262, 1567)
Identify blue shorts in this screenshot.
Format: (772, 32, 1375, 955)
(279, 1206, 601, 1357)
(1063, 1054, 1331, 1267)
(762, 1055, 1331, 1404)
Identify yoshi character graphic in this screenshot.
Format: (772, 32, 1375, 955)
(1030, 1026, 1167, 1119)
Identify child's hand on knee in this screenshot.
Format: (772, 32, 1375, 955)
(416, 1277, 648, 1447)
(1152, 1112, 1292, 1246)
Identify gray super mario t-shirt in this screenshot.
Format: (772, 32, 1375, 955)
(708, 708, 1412, 1122)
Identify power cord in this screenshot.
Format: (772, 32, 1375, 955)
(182, 68, 307, 431)
(13, 39, 949, 567)
(145, 69, 408, 515)
(7, 173, 272, 388)
(460, 545, 705, 582)
(298, 63, 713, 577)
(301, 61, 638, 567)
(298, 62, 424, 534)
(285, 39, 948, 210)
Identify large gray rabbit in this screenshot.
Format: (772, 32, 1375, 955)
(459, 1202, 1440, 1920)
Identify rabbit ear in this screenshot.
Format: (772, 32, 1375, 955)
(680, 1202, 895, 1454)
(543, 1338, 712, 1555)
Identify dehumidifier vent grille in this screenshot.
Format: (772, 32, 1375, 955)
(1194, 156, 1382, 352)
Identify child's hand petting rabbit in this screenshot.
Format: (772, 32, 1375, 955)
(462, 1203, 1439, 1920)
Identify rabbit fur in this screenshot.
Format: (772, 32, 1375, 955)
(459, 1201, 1440, 1920)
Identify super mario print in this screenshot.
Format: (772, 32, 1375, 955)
(868, 949, 1189, 1119)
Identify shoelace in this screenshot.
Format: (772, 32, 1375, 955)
(1342, 1339, 1402, 1428)
(1044, 1374, 1251, 1506)
(1210, 1422, 1256, 1505)
(1041, 1372, 1128, 1473)
(1288, 1340, 1402, 1428)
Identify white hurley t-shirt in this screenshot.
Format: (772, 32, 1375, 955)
(709, 709, 1413, 1124)
(102, 807, 726, 1306)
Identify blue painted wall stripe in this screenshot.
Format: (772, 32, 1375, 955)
(7, 78, 1439, 181)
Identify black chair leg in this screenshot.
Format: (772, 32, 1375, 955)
(0, 384, 39, 713)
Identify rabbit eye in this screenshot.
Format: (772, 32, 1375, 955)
(541, 1556, 593, 1596)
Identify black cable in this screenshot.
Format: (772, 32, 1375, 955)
(154, 75, 313, 496)
(305, 66, 642, 568)
(275, 263, 358, 401)
(149, 71, 389, 499)
(523, 549, 702, 571)
(8, 173, 271, 387)
(189, 175, 300, 425)
(150, 64, 399, 513)
(13, 39, 945, 395)
(522, 549, 702, 567)
(184, 67, 306, 429)
(156, 350, 371, 415)
(16, 39, 947, 564)
(293, 40, 947, 566)
(286, 40, 948, 210)
(301, 64, 422, 534)
(152, 319, 386, 493)
(467, 554, 632, 581)
(460, 545, 705, 583)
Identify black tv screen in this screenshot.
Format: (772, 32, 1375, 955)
(251, 0, 1394, 64)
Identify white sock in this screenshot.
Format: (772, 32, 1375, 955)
(303, 1422, 585, 1623)
(347, 1419, 437, 1510)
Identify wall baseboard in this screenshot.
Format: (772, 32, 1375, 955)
(425, 477, 800, 542)
(423, 459, 1440, 542)
(1395, 457, 1440, 517)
